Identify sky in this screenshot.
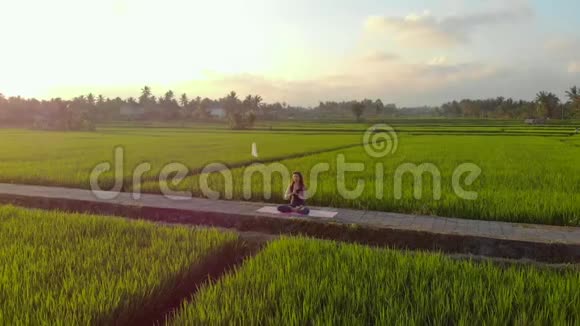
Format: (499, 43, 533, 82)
(0, 0, 579, 107)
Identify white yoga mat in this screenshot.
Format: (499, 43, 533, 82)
(257, 206, 338, 218)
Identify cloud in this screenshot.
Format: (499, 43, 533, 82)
(427, 56, 448, 65)
(47, 57, 529, 108)
(545, 38, 580, 61)
(568, 61, 580, 74)
(174, 60, 502, 107)
(365, 5, 533, 48)
(416, 62, 500, 83)
(361, 51, 399, 63)
(365, 12, 459, 48)
(544, 39, 580, 73)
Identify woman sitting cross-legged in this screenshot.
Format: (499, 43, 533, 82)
(277, 171, 310, 215)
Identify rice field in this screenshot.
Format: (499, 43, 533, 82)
(0, 205, 237, 325)
(0, 204, 577, 323)
(0, 128, 361, 188)
(169, 237, 580, 325)
(1, 122, 579, 225)
(0, 121, 577, 324)
(143, 134, 580, 226)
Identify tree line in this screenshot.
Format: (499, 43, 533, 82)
(0, 87, 288, 130)
(1, 85, 579, 130)
(317, 99, 398, 121)
(437, 88, 580, 119)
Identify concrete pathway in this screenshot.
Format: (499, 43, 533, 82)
(0, 183, 578, 263)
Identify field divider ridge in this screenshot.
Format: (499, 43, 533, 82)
(138, 140, 378, 185)
(143, 234, 268, 326)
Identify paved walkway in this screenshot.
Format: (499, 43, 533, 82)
(0, 183, 578, 262)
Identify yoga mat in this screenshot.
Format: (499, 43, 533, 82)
(256, 206, 338, 218)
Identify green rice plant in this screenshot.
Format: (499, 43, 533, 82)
(2, 124, 580, 225)
(145, 134, 580, 225)
(0, 205, 237, 325)
(0, 128, 360, 189)
(169, 237, 580, 326)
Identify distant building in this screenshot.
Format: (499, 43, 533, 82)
(524, 118, 547, 125)
(33, 112, 53, 130)
(32, 107, 62, 130)
(120, 104, 145, 118)
(208, 107, 226, 119)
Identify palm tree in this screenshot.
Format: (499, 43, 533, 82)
(197, 97, 211, 119)
(535, 91, 560, 119)
(141, 86, 151, 96)
(227, 91, 238, 101)
(374, 99, 384, 115)
(160, 90, 178, 120)
(243, 95, 253, 113)
(97, 95, 105, 108)
(139, 86, 152, 105)
(566, 86, 580, 117)
(225, 91, 249, 128)
(87, 93, 95, 107)
(179, 93, 188, 107)
(241, 95, 261, 113)
(351, 102, 365, 122)
(164, 90, 175, 103)
(566, 86, 579, 102)
(75, 95, 87, 104)
(224, 91, 239, 115)
(253, 95, 263, 115)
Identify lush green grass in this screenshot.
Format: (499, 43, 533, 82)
(0, 205, 237, 325)
(145, 134, 580, 226)
(2, 124, 580, 225)
(0, 128, 360, 188)
(169, 237, 580, 325)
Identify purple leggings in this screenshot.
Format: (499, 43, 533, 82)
(277, 205, 310, 215)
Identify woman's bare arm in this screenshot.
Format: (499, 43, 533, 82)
(284, 185, 292, 200)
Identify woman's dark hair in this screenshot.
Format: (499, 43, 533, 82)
(290, 171, 305, 190)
